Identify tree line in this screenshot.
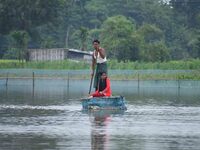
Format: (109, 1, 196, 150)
(0, 0, 200, 62)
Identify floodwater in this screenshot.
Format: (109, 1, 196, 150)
(0, 79, 200, 150)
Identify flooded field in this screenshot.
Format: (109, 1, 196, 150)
(0, 79, 200, 150)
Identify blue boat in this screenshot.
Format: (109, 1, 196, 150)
(81, 96, 127, 110)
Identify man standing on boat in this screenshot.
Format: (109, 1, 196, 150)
(91, 39, 107, 90)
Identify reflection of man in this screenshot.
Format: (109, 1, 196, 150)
(91, 115, 111, 150)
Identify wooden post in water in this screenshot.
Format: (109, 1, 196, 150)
(67, 72, 69, 89)
(137, 72, 140, 89)
(178, 78, 180, 89)
(177, 75, 180, 89)
(6, 72, 8, 87)
(32, 72, 35, 89)
(67, 72, 70, 99)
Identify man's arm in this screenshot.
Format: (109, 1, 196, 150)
(90, 89, 99, 96)
(98, 48, 106, 59)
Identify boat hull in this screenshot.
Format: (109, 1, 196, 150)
(81, 96, 127, 110)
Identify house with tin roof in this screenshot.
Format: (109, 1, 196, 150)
(28, 48, 92, 62)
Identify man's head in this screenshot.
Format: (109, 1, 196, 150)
(93, 39, 100, 50)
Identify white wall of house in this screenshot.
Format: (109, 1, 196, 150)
(29, 48, 92, 61)
(29, 48, 66, 61)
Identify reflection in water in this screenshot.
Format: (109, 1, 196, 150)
(84, 110, 125, 150)
(91, 114, 110, 150)
(1, 79, 200, 149)
(0, 134, 57, 150)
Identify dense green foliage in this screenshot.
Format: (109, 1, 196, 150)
(0, 0, 200, 62)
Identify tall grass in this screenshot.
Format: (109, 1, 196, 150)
(0, 59, 90, 69)
(107, 59, 200, 70)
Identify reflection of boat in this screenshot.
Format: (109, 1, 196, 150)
(81, 96, 127, 110)
(91, 114, 110, 150)
(82, 109, 126, 117)
(81, 103, 126, 150)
